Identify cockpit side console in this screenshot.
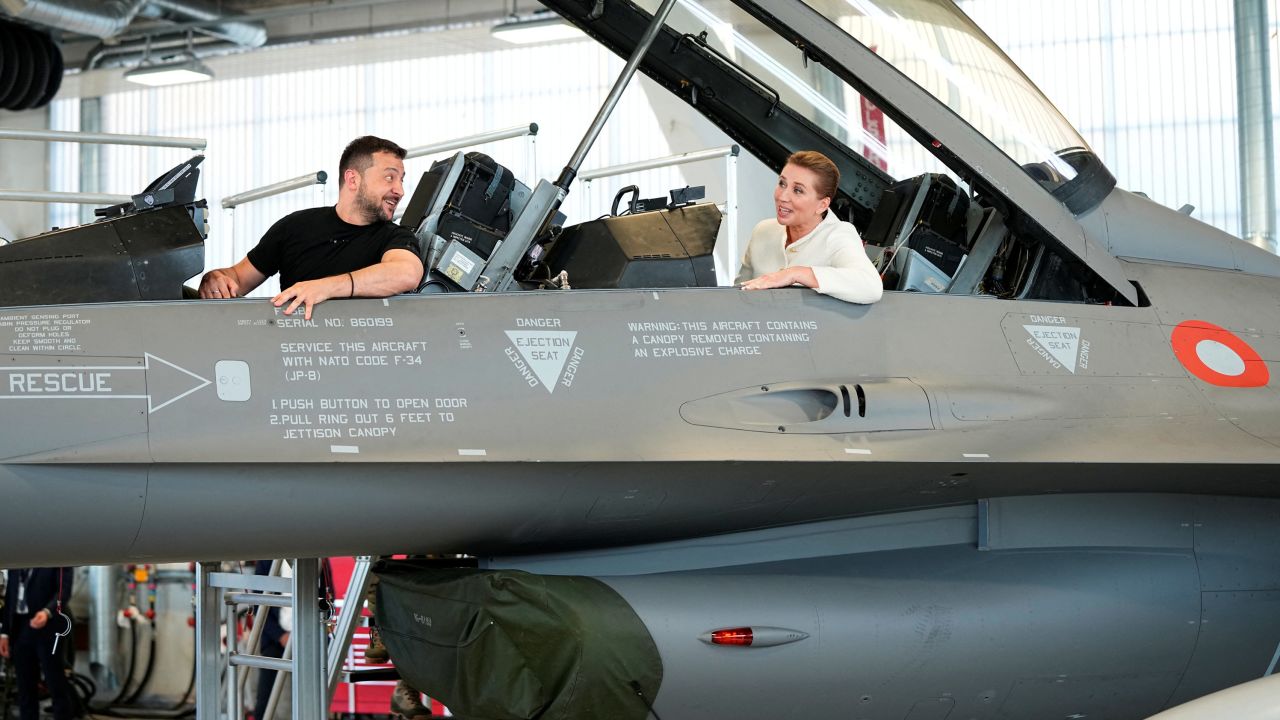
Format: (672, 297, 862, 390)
(543, 204, 721, 289)
(0, 157, 207, 307)
(402, 152, 720, 292)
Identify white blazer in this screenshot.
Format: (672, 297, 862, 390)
(735, 211, 883, 304)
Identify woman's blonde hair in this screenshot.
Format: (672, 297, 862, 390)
(786, 150, 840, 200)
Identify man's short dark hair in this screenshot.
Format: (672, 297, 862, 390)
(339, 135, 407, 176)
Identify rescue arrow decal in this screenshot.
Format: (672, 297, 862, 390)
(0, 353, 211, 413)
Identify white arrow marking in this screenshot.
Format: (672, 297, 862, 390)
(0, 353, 210, 414)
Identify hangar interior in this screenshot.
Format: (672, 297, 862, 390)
(1, 1, 1280, 719)
(3, 0, 1280, 270)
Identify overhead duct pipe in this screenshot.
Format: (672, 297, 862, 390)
(0, 0, 146, 39)
(0, 0, 265, 47)
(83, 33, 229, 70)
(145, 0, 266, 47)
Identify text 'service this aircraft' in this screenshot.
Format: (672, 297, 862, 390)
(2, 1, 1279, 718)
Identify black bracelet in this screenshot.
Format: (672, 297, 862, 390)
(348, 272, 355, 298)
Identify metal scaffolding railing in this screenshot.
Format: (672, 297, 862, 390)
(0, 128, 208, 226)
(222, 171, 328, 210)
(580, 144, 740, 285)
(404, 123, 538, 163)
(0, 127, 207, 150)
(0, 190, 130, 205)
(196, 557, 378, 720)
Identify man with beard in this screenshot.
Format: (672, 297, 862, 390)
(199, 135, 424, 319)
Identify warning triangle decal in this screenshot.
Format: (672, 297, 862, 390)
(1023, 325, 1081, 373)
(505, 331, 578, 393)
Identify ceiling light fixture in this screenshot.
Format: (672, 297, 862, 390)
(491, 11, 585, 44)
(125, 33, 213, 87)
(124, 56, 214, 87)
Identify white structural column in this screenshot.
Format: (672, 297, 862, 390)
(1235, 0, 1276, 254)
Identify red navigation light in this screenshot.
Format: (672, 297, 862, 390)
(709, 627, 754, 646)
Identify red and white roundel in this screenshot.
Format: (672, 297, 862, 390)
(1171, 320, 1270, 388)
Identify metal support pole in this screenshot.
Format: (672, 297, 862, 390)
(724, 152, 739, 284)
(0, 127, 207, 150)
(223, 206, 237, 270)
(527, 132, 539, 182)
(195, 562, 222, 719)
(492, 0, 679, 292)
(326, 556, 377, 701)
(0, 126, 204, 149)
(226, 594, 241, 720)
(230, 654, 294, 673)
(292, 558, 324, 719)
(221, 171, 328, 210)
(0, 190, 131, 205)
(226, 592, 292, 608)
(78, 97, 103, 225)
(404, 123, 539, 160)
(264, 638, 292, 720)
(236, 558, 282, 701)
(88, 566, 118, 694)
(1235, 0, 1277, 253)
(559, 0, 681, 189)
(577, 145, 741, 181)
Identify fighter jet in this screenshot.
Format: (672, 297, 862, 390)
(1, 1, 1278, 718)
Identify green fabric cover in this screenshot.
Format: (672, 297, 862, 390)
(374, 563, 662, 720)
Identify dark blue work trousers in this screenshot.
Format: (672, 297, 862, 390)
(9, 620, 74, 720)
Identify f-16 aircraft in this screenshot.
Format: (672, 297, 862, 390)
(2, 1, 1279, 718)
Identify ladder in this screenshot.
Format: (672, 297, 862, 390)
(195, 556, 377, 719)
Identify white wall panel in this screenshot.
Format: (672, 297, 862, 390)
(960, 0, 1264, 238)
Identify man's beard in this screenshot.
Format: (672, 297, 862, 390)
(355, 181, 393, 223)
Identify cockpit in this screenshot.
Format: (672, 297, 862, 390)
(0, 0, 1140, 309)
(596, 0, 1138, 305)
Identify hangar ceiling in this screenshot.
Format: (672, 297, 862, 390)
(1, 0, 540, 71)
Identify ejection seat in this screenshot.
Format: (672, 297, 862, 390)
(862, 173, 979, 294)
(397, 151, 532, 293)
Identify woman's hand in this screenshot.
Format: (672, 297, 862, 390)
(740, 266, 817, 291)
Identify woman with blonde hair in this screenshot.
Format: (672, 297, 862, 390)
(737, 150, 883, 304)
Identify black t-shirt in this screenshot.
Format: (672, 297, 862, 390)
(246, 206, 420, 290)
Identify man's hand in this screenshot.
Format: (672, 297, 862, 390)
(199, 268, 242, 299)
(29, 609, 50, 630)
(0, 635, 9, 658)
(200, 258, 268, 300)
(273, 275, 348, 321)
(739, 265, 817, 291)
